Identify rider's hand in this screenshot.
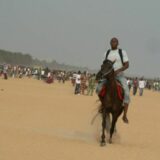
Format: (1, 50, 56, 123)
(114, 68, 122, 76)
(114, 70, 119, 76)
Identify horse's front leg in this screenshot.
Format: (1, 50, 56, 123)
(101, 109, 107, 146)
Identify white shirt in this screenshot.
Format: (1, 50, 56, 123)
(41, 70, 45, 75)
(139, 80, 146, 88)
(35, 70, 38, 74)
(127, 79, 131, 85)
(13, 66, 17, 71)
(48, 72, 51, 78)
(73, 73, 77, 79)
(76, 74, 81, 84)
(104, 49, 129, 75)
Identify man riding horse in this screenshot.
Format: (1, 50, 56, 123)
(96, 37, 130, 124)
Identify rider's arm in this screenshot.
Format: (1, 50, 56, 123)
(114, 61, 129, 76)
(115, 50, 129, 76)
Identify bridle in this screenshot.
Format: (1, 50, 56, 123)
(102, 61, 114, 77)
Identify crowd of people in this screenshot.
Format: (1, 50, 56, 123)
(0, 64, 160, 97)
(72, 71, 96, 96)
(127, 77, 160, 96)
(0, 64, 70, 84)
(0, 64, 98, 96)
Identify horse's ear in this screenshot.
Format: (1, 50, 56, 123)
(103, 59, 107, 64)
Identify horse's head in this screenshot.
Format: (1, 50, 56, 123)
(101, 59, 115, 78)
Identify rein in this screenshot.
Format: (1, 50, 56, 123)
(102, 67, 113, 77)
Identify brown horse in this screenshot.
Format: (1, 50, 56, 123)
(96, 59, 124, 146)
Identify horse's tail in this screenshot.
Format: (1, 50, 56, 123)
(91, 112, 99, 125)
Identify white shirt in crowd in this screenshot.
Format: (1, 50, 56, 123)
(76, 74, 81, 84)
(127, 79, 130, 85)
(41, 70, 45, 75)
(13, 66, 17, 71)
(73, 73, 77, 79)
(47, 72, 51, 78)
(35, 69, 38, 74)
(104, 49, 129, 75)
(139, 80, 146, 89)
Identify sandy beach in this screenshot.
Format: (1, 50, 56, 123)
(0, 78, 160, 160)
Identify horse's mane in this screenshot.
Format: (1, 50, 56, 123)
(103, 59, 114, 66)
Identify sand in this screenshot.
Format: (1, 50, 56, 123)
(0, 78, 160, 160)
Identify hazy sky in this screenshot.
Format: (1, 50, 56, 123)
(0, 0, 160, 77)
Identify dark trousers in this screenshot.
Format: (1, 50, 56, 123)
(4, 73, 8, 80)
(75, 83, 80, 94)
(133, 87, 137, 96)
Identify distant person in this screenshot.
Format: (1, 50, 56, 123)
(133, 77, 138, 95)
(147, 81, 152, 90)
(37, 68, 41, 80)
(41, 69, 45, 79)
(127, 78, 132, 91)
(155, 81, 159, 91)
(46, 71, 53, 84)
(87, 74, 96, 96)
(58, 72, 62, 83)
(138, 78, 146, 96)
(12, 66, 17, 78)
(74, 71, 81, 95)
(80, 73, 87, 95)
(72, 72, 77, 86)
(61, 72, 66, 84)
(3, 64, 8, 80)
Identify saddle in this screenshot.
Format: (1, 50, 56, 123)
(99, 81, 124, 101)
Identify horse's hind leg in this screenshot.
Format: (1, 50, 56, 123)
(106, 113, 117, 133)
(100, 109, 107, 146)
(109, 114, 118, 144)
(106, 113, 111, 133)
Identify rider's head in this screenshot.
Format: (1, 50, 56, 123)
(110, 37, 119, 50)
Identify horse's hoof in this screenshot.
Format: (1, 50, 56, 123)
(100, 142, 106, 146)
(109, 139, 112, 144)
